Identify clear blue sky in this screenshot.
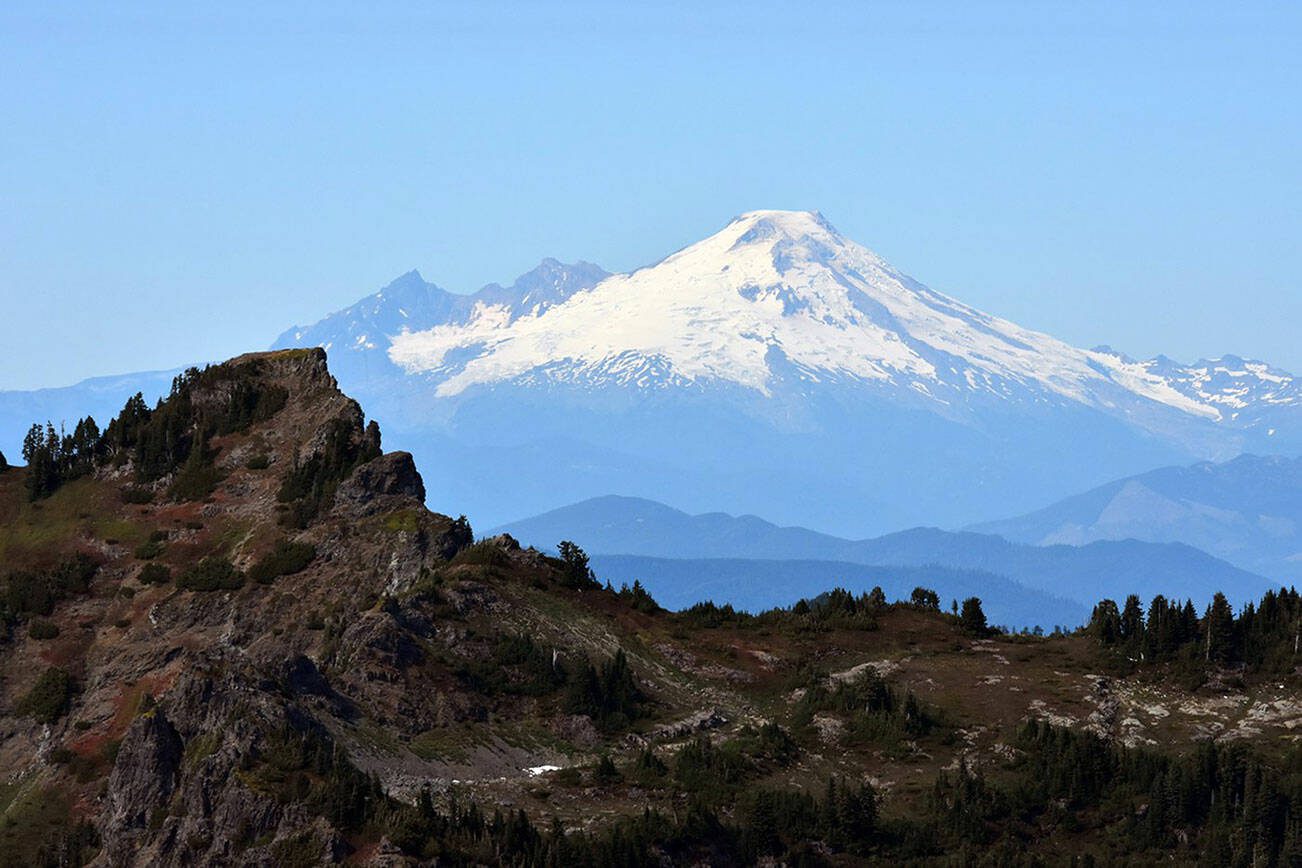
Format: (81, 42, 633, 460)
(2, 1, 1299, 389)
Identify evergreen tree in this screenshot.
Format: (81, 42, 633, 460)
(866, 586, 887, 611)
(1144, 595, 1178, 661)
(563, 648, 644, 729)
(557, 540, 598, 589)
(959, 597, 987, 636)
(1121, 594, 1145, 649)
(1205, 592, 1237, 663)
(910, 587, 940, 611)
(21, 422, 60, 500)
(1089, 599, 1122, 645)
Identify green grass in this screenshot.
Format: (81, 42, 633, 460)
(184, 731, 223, 768)
(0, 774, 32, 818)
(381, 509, 421, 533)
(266, 348, 319, 361)
(351, 720, 401, 755)
(0, 477, 144, 566)
(208, 519, 253, 557)
(0, 783, 95, 868)
(409, 725, 493, 762)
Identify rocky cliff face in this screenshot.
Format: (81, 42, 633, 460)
(0, 349, 483, 865)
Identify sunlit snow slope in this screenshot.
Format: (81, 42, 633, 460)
(385, 210, 1280, 430)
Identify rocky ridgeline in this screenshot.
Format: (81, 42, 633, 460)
(0, 349, 490, 865)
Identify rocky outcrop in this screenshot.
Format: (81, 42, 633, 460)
(101, 707, 184, 864)
(334, 451, 426, 518)
(97, 661, 348, 866)
(0, 349, 487, 866)
(645, 707, 730, 742)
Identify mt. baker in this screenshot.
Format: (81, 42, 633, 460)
(380, 211, 1271, 421)
(268, 210, 1298, 535)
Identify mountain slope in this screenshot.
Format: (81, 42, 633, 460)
(4, 349, 1302, 866)
(495, 495, 1275, 614)
(971, 453, 1302, 583)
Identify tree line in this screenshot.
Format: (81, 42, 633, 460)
(1089, 587, 1302, 674)
(16, 362, 289, 502)
(11, 358, 384, 521)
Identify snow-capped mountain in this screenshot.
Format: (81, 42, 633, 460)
(1128, 352, 1301, 435)
(381, 210, 1292, 433)
(261, 210, 1300, 534)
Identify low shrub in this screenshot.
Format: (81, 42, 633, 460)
(121, 485, 154, 504)
(0, 555, 99, 619)
(134, 539, 164, 560)
(16, 667, 74, 723)
(29, 618, 59, 640)
(169, 460, 223, 501)
(176, 557, 244, 592)
(138, 563, 172, 586)
(248, 539, 317, 585)
(451, 540, 512, 568)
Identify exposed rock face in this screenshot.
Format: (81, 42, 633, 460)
(101, 707, 183, 864)
(645, 707, 729, 742)
(482, 532, 521, 551)
(334, 451, 426, 517)
(97, 658, 360, 866)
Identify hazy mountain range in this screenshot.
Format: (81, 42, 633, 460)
(493, 494, 1275, 627)
(589, 555, 1089, 630)
(972, 453, 1302, 583)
